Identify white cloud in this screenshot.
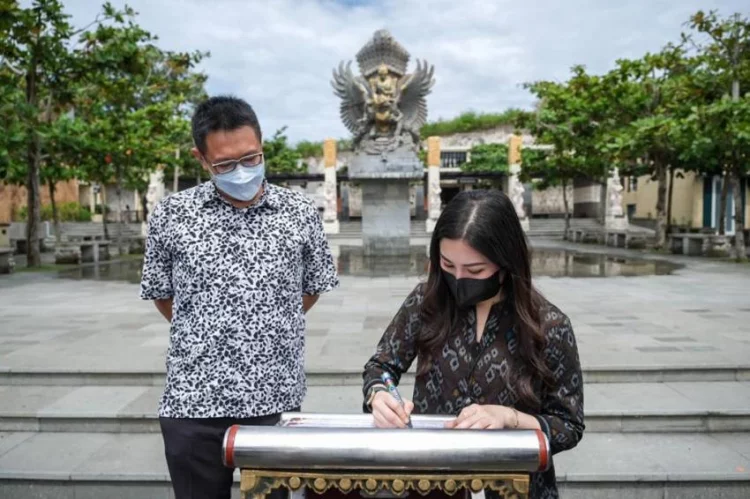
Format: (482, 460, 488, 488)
(59, 0, 748, 143)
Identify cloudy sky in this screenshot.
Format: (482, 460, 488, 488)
(58, 0, 747, 144)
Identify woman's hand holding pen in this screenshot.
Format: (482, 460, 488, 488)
(371, 391, 414, 428)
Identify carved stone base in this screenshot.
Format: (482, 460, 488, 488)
(240, 470, 530, 499)
(426, 218, 437, 234)
(519, 218, 530, 233)
(605, 216, 629, 231)
(323, 220, 340, 235)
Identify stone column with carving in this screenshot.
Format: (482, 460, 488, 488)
(141, 167, 165, 237)
(322, 138, 340, 234)
(507, 135, 529, 232)
(425, 136, 442, 233)
(605, 167, 628, 231)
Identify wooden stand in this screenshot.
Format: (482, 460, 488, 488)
(239, 470, 530, 499)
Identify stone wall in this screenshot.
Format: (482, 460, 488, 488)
(531, 184, 574, 215)
(437, 126, 535, 149)
(0, 180, 80, 224)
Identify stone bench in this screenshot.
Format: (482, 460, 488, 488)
(669, 233, 730, 258)
(0, 247, 15, 274)
(568, 228, 603, 244)
(605, 230, 649, 250)
(80, 240, 111, 263)
(54, 240, 111, 264)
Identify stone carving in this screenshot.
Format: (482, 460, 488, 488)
(331, 29, 435, 155)
(145, 168, 165, 219)
(323, 177, 337, 223)
(607, 169, 624, 217)
(510, 179, 526, 220)
(428, 169, 442, 220)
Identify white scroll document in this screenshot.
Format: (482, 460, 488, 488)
(278, 413, 455, 429)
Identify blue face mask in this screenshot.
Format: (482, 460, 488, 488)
(212, 163, 265, 202)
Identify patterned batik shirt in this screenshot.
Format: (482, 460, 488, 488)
(363, 283, 584, 499)
(140, 180, 339, 419)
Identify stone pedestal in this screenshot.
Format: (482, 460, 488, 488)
(361, 180, 411, 255)
(605, 168, 628, 232)
(348, 141, 422, 256)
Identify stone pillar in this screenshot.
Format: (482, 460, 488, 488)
(508, 135, 529, 232)
(426, 136, 442, 233)
(605, 167, 628, 231)
(322, 138, 340, 234)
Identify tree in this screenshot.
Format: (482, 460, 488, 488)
(264, 127, 305, 175)
(0, 0, 87, 265)
(605, 46, 698, 249)
(74, 6, 207, 253)
(686, 10, 750, 257)
(522, 67, 624, 237)
(461, 143, 509, 173)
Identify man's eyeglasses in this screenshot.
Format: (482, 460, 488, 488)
(208, 152, 264, 175)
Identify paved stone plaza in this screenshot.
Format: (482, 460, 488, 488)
(0, 239, 749, 498)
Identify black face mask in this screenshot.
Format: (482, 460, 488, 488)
(443, 271, 502, 309)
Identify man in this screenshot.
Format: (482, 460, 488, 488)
(140, 96, 339, 499)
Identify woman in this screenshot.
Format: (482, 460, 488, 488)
(362, 189, 584, 498)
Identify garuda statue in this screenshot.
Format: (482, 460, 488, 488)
(332, 30, 435, 154)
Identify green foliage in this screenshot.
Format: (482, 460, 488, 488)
(461, 143, 509, 173)
(294, 140, 323, 158)
(420, 110, 531, 138)
(292, 138, 352, 159)
(16, 202, 92, 222)
(264, 128, 305, 174)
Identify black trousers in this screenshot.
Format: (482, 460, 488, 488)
(160, 411, 297, 499)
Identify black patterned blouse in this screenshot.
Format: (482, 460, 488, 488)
(362, 283, 584, 499)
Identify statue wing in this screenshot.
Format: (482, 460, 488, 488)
(398, 59, 435, 131)
(331, 61, 370, 134)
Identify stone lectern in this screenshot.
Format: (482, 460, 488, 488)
(223, 413, 549, 499)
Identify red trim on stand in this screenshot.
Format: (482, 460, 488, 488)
(225, 425, 240, 468)
(535, 429, 549, 471)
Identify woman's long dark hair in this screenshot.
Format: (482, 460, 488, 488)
(417, 189, 553, 410)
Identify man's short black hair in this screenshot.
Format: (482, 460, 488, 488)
(191, 96, 262, 154)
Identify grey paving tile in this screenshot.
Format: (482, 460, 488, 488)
(635, 346, 681, 353)
(0, 432, 111, 478)
(654, 336, 697, 343)
(0, 431, 34, 456)
(39, 387, 150, 416)
(72, 433, 168, 479)
(0, 386, 74, 415)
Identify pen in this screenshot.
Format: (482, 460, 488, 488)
(381, 372, 413, 428)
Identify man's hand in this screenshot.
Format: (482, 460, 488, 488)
(303, 294, 319, 313)
(444, 404, 513, 430)
(154, 298, 173, 322)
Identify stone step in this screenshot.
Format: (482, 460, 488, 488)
(1, 382, 749, 434)
(2, 364, 749, 386)
(0, 431, 748, 499)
